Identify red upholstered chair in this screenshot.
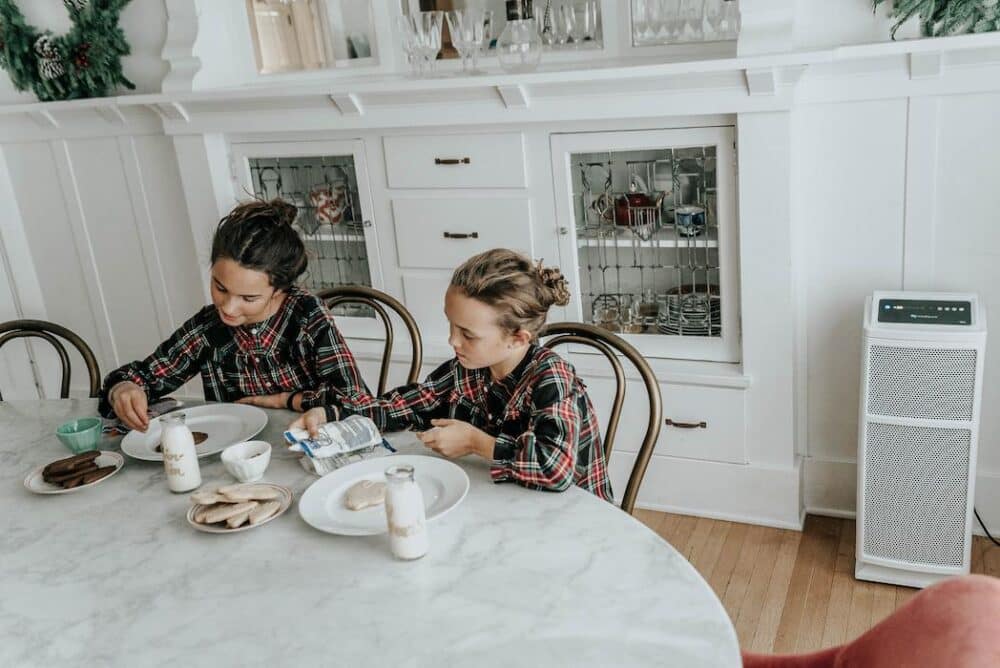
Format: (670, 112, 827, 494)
(742, 575, 1000, 668)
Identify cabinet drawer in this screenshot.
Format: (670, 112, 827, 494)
(383, 133, 527, 189)
(583, 374, 745, 465)
(393, 198, 533, 270)
(656, 383, 746, 464)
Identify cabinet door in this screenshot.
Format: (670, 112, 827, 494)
(229, 139, 384, 339)
(551, 127, 740, 362)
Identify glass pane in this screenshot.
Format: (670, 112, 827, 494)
(631, 0, 740, 47)
(247, 0, 375, 74)
(246, 155, 373, 319)
(571, 145, 721, 339)
(402, 0, 604, 56)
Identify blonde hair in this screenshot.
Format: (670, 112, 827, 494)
(450, 249, 570, 337)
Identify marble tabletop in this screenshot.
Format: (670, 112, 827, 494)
(1, 399, 740, 667)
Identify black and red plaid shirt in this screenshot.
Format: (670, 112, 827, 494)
(331, 344, 613, 501)
(98, 287, 370, 417)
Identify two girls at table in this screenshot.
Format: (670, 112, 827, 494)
(99, 199, 612, 501)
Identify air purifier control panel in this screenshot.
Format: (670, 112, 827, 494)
(877, 298, 973, 325)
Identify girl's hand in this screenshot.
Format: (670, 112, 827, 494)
(288, 407, 329, 438)
(418, 419, 494, 459)
(110, 381, 149, 432)
(235, 393, 290, 410)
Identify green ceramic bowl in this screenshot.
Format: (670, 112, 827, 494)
(55, 417, 102, 454)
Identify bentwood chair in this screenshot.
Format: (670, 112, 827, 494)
(316, 286, 423, 395)
(537, 322, 663, 515)
(0, 319, 101, 400)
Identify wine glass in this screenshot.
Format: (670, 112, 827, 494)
(557, 3, 576, 47)
(703, 0, 724, 40)
(413, 11, 443, 75)
(446, 9, 492, 74)
(680, 0, 704, 41)
(397, 14, 420, 76)
(632, 0, 650, 44)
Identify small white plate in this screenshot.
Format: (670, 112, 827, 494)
(121, 404, 268, 462)
(186, 483, 292, 534)
(298, 454, 470, 536)
(24, 451, 125, 495)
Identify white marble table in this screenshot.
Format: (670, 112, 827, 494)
(1, 399, 740, 667)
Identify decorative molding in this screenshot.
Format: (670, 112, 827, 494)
(147, 101, 190, 123)
(161, 0, 202, 93)
(95, 104, 127, 126)
(27, 109, 59, 128)
(329, 93, 364, 116)
(910, 51, 943, 79)
(744, 67, 777, 96)
(496, 84, 530, 109)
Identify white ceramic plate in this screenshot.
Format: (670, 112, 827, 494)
(186, 483, 292, 534)
(121, 404, 268, 462)
(24, 451, 125, 495)
(298, 454, 470, 536)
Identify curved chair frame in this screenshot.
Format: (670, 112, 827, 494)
(316, 286, 423, 395)
(0, 319, 101, 400)
(538, 322, 663, 515)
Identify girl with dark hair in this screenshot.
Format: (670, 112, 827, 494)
(290, 248, 612, 500)
(99, 198, 370, 432)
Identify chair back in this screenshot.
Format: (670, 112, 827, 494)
(538, 322, 662, 515)
(316, 286, 423, 395)
(0, 319, 101, 400)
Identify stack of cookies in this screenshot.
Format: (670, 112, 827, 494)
(42, 451, 115, 489)
(190, 484, 283, 530)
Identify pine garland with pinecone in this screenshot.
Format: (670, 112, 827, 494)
(0, 0, 135, 102)
(874, 0, 1000, 39)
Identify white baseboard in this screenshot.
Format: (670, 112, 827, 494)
(804, 456, 1000, 537)
(615, 453, 803, 530)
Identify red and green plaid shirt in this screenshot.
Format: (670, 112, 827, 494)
(331, 344, 613, 501)
(98, 287, 370, 417)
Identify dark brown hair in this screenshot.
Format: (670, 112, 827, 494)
(450, 248, 571, 337)
(210, 198, 307, 291)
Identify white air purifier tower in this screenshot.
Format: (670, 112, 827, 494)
(856, 291, 987, 588)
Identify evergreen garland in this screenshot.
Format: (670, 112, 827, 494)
(874, 0, 1000, 39)
(0, 0, 135, 102)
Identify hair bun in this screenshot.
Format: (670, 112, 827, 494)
(270, 198, 299, 227)
(536, 263, 571, 308)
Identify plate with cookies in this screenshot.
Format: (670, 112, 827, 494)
(186, 483, 292, 533)
(121, 403, 268, 462)
(24, 450, 125, 495)
(298, 454, 469, 536)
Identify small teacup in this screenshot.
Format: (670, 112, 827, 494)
(55, 417, 102, 454)
(221, 440, 272, 483)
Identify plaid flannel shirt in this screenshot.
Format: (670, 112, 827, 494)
(98, 286, 371, 417)
(331, 344, 613, 501)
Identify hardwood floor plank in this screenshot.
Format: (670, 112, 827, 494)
(845, 579, 876, 642)
(723, 524, 768, 614)
(668, 514, 699, 554)
(772, 516, 826, 653)
(749, 529, 802, 653)
(734, 527, 784, 648)
(689, 519, 732, 578)
(870, 582, 897, 628)
(821, 520, 856, 648)
(795, 516, 842, 652)
(708, 522, 749, 601)
(633, 508, 664, 533)
(893, 584, 917, 611)
(684, 517, 716, 561)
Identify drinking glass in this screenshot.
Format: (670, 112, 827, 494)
(413, 11, 443, 75)
(557, 3, 576, 46)
(703, 0, 724, 40)
(573, 0, 599, 44)
(446, 9, 492, 74)
(680, 0, 704, 41)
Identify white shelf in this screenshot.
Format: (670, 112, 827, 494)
(576, 226, 719, 249)
(302, 230, 366, 243)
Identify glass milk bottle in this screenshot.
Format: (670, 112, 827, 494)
(161, 412, 201, 492)
(384, 464, 428, 560)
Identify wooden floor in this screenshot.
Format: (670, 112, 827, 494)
(634, 510, 1000, 654)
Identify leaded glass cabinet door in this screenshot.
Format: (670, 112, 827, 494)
(551, 127, 740, 362)
(229, 139, 384, 339)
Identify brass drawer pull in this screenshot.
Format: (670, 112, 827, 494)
(434, 157, 471, 165)
(665, 418, 707, 429)
(443, 232, 479, 240)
